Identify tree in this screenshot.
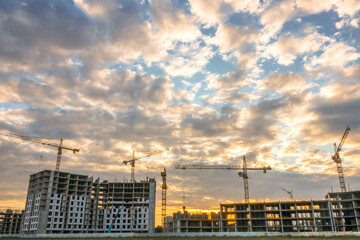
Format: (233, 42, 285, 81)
(154, 225, 163, 233)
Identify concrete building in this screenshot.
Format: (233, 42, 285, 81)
(22, 170, 93, 234)
(166, 190, 360, 233)
(90, 178, 156, 233)
(0, 209, 24, 234)
(166, 211, 220, 233)
(22, 170, 156, 234)
(220, 190, 360, 232)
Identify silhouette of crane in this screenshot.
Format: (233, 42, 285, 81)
(123, 148, 169, 182)
(332, 126, 350, 192)
(176, 155, 271, 202)
(0, 131, 79, 171)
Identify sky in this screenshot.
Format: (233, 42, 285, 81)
(1, 0, 360, 226)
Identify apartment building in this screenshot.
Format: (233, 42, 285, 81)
(90, 178, 156, 233)
(0, 209, 24, 234)
(21, 170, 156, 234)
(22, 170, 93, 234)
(166, 211, 220, 232)
(166, 190, 360, 233)
(220, 190, 360, 232)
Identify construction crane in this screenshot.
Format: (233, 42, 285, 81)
(282, 188, 294, 200)
(0, 131, 79, 171)
(161, 168, 167, 232)
(332, 125, 351, 192)
(182, 195, 186, 214)
(175, 155, 271, 202)
(123, 148, 169, 182)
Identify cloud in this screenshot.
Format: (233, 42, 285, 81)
(305, 42, 360, 71)
(334, 0, 360, 18)
(260, 0, 296, 43)
(81, 70, 174, 109)
(296, 0, 336, 15)
(0, 0, 97, 70)
(207, 71, 248, 90)
(298, 82, 360, 147)
(1, 0, 360, 227)
(160, 42, 214, 78)
(226, 0, 266, 14)
(77, 1, 161, 65)
(189, 0, 232, 27)
(150, 0, 201, 43)
(180, 109, 240, 138)
(264, 31, 330, 65)
(238, 98, 285, 145)
(208, 23, 259, 71)
(260, 72, 307, 94)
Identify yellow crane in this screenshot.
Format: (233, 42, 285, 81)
(123, 148, 169, 182)
(332, 125, 351, 192)
(0, 131, 79, 171)
(175, 155, 271, 202)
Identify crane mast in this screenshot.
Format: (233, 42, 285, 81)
(0, 131, 79, 171)
(161, 168, 167, 232)
(331, 126, 350, 192)
(242, 155, 249, 202)
(175, 155, 271, 202)
(123, 148, 169, 182)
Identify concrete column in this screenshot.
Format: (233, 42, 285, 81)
(38, 171, 55, 234)
(148, 181, 156, 233)
(248, 203, 252, 232)
(328, 200, 335, 232)
(219, 205, 223, 232)
(310, 201, 317, 232)
(279, 202, 284, 233)
(234, 204, 237, 232)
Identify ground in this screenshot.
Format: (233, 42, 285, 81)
(0, 238, 359, 240)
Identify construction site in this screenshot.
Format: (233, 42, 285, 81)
(22, 170, 156, 234)
(0, 126, 359, 237)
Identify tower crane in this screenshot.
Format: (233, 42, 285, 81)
(282, 188, 294, 200)
(332, 125, 351, 192)
(175, 155, 271, 202)
(161, 168, 167, 232)
(182, 195, 186, 214)
(123, 148, 169, 182)
(0, 131, 79, 171)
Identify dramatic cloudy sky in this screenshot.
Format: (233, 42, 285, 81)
(1, 0, 360, 225)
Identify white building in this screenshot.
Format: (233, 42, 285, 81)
(22, 170, 156, 234)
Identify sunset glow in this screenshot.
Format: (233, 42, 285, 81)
(0, 0, 360, 227)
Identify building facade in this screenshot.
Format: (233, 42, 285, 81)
(90, 178, 156, 233)
(22, 170, 156, 234)
(166, 190, 360, 233)
(166, 211, 220, 232)
(220, 190, 360, 232)
(0, 209, 24, 234)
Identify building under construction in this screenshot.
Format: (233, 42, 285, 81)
(0, 209, 24, 234)
(22, 170, 155, 234)
(166, 211, 220, 232)
(166, 190, 360, 233)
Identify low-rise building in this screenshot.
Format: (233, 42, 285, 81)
(166, 211, 220, 232)
(166, 190, 360, 233)
(220, 190, 360, 232)
(0, 209, 24, 234)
